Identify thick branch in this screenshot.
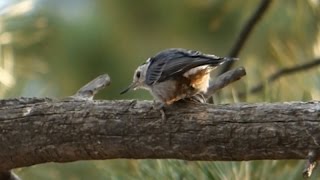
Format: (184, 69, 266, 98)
(0, 98, 320, 171)
(218, 0, 272, 75)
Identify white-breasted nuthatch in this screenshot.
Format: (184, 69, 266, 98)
(121, 48, 237, 105)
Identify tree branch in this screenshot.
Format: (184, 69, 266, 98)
(71, 74, 111, 100)
(241, 57, 320, 97)
(0, 97, 320, 171)
(303, 150, 318, 178)
(205, 66, 246, 99)
(218, 0, 272, 75)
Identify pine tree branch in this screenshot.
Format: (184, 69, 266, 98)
(218, 0, 272, 75)
(240, 57, 320, 97)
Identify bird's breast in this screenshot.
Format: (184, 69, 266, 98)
(150, 67, 211, 105)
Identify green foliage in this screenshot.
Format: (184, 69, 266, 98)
(15, 160, 320, 180)
(1, 0, 320, 179)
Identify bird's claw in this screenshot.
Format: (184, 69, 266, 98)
(152, 101, 167, 122)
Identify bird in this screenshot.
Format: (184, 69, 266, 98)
(120, 48, 238, 106)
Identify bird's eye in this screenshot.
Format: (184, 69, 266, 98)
(136, 71, 141, 78)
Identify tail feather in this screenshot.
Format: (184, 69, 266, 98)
(205, 56, 239, 67)
(222, 57, 239, 61)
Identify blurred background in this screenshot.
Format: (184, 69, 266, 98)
(1, 0, 320, 179)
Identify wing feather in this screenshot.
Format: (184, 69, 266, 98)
(145, 49, 233, 85)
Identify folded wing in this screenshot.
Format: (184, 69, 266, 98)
(145, 48, 232, 85)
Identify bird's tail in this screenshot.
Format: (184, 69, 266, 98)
(204, 54, 239, 65)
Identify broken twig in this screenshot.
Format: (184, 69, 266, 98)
(303, 150, 318, 178)
(71, 74, 111, 100)
(205, 67, 246, 99)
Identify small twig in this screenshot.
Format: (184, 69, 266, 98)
(240, 58, 320, 97)
(71, 74, 111, 100)
(205, 67, 246, 99)
(218, 0, 272, 75)
(303, 150, 318, 178)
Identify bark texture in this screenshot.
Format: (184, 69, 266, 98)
(0, 97, 320, 170)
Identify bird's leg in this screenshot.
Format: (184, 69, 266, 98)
(152, 100, 167, 122)
(192, 93, 207, 103)
(183, 93, 207, 104)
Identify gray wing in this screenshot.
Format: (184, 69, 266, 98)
(145, 49, 232, 85)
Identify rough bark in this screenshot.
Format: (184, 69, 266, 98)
(0, 97, 319, 171)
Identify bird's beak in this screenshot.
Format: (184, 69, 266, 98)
(120, 82, 139, 94)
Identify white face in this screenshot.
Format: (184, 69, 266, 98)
(120, 62, 149, 94)
(132, 63, 148, 90)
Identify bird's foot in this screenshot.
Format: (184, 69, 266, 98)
(152, 101, 167, 122)
(183, 93, 207, 104)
